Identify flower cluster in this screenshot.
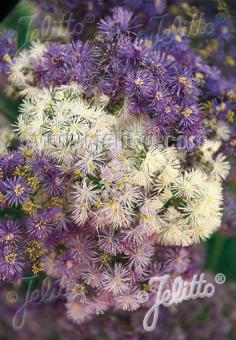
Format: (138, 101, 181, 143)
(5, 84, 227, 322)
(8, 7, 212, 150)
(0, 149, 67, 280)
(0, 0, 235, 331)
(16, 86, 228, 246)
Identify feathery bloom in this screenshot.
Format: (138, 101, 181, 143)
(125, 242, 154, 270)
(70, 234, 97, 264)
(1, 0, 235, 324)
(3, 177, 31, 207)
(0, 246, 24, 280)
(0, 152, 24, 175)
(99, 7, 134, 36)
(101, 263, 129, 295)
(115, 286, 141, 311)
(26, 209, 58, 240)
(125, 69, 155, 99)
(0, 220, 22, 244)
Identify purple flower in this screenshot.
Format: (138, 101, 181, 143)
(99, 74, 124, 100)
(37, 43, 69, 86)
(101, 263, 129, 294)
(176, 128, 206, 151)
(144, 119, 170, 142)
(0, 220, 22, 244)
(43, 172, 65, 197)
(128, 99, 150, 115)
(125, 242, 154, 271)
(147, 49, 174, 82)
(70, 234, 97, 264)
(0, 246, 24, 280)
(26, 209, 57, 240)
(56, 250, 79, 277)
(151, 81, 173, 112)
(0, 152, 24, 175)
(172, 69, 198, 98)
(3, 177, 31, 207)
(141, 0, 166, 15)
(30, 153, 55, 176)
(159, 246, 190, 275)
(178, 105, 202, 130)
(117, 36, 150, 63)
(65, 40, 95, 85)
(98, 230, 121, 256)
(0, 31, 16, 73)
(125, 69, 155, 98)
(99, 7, 134, 37)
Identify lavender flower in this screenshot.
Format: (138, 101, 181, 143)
(37, 43, 69, 86)
(0, 246, 24, 280)
(26, 209, 58, 240)
(125, 69, 155, 99)
(0, 152, 24, 175)
(3, 177, 31, 207)
(0, 220, 22, 244)
(0, 31, 16, 73)
(99, 7, 134, 37)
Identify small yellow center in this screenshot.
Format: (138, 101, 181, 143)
(188, 136, 195, 143)
(182, 108, 192, 118)
(227, 109, 235, 123)
(66, 260, 73, 269)
(14, 184, 25, 197)
(230, 139, 236, 146)
(155, 91, 163, 100)
(134, 78, 144, 87)
(114, 276, 121, 285)
(2, 53, 11, 63)
(6, 233, 14, 241)
(101, 253, 111, 263)
(36, 221, 47, 230)
(5, 253, 16, 264)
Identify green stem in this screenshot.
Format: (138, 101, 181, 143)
(206, 233, 226, 272)
(0, 106, 16, 122)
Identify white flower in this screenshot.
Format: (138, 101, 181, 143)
(115, 287, 140, 311)
(141, 145, 167, 174)
(157, 218, 191, 246)
(129, 168, 152, 188)
(216, 122, 231, 142)
(72, 180, 100, 208)
(140, 195, 163, 216)
(115, 185, 140, 209)
(100, 200, 133, 229)
(102, 263, 129, 295)
(172, 171, 200, 199)
(210, 153, 230, 181)
(155, 159, 181, 191)
(17, 86, 112, 167)
(29, 41, 47, 59)
(200, 140, 221, 162)
(75, 148, 105, 175)
(0, 126, 15, 154)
